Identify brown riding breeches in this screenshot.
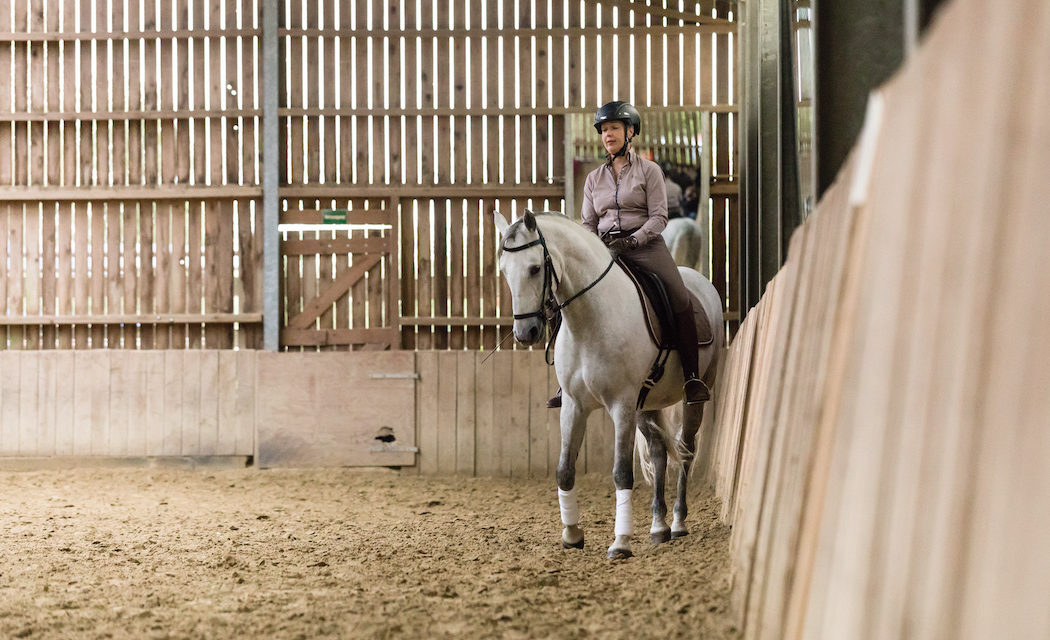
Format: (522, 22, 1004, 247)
(618, 236, 693, 314)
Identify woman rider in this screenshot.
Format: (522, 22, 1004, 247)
(549, 100, 711, 408)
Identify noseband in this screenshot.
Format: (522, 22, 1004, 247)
(501, 224, 616, 323)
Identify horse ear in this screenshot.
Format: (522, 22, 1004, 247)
(523, 210, 536, 231)
(493, 210, 510, 237)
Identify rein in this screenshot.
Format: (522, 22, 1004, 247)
(501, 223, 616, 363)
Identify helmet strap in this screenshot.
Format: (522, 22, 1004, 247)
(611, 134, 632, 158)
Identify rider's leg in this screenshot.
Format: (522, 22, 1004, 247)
(623, 240, 710, 405)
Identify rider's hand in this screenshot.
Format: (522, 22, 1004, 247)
(607, 235, 638, 258)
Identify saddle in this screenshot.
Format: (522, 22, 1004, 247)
(619, 261, 713, 349)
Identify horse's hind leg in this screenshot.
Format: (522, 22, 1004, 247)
(672, 401, 705, 537)
(638, 411, 671, 545)
(557, 397, 589, 550)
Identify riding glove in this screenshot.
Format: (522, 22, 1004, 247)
(607, 235, 638, 257)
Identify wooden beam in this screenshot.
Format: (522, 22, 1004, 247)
(0, 109, 262, 122)
(278, 184, 567, 200)
(399, 316, 515, 327)
(0, 185, 262, 202)
(281, 237, 391, 256)
(276, 23, 736, 39)
(0, 313, 263, 325)
(0, 28, 262, 42)
(278, 104, 739, 119)
(279, 328, 398, 347)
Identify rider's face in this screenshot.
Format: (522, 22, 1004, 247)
(600, 121, 632, 154)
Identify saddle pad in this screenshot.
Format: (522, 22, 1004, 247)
(620, 262, 713, 349)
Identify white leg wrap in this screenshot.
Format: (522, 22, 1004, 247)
(614, 489, 633, 536)
(558, 488, 580, 526)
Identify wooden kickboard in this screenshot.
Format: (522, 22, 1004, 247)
(256, 351, 417, 468)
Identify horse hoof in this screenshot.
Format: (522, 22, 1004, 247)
(562, 538, 584, 550)
(607, 548, 634, 560)
(671, 530, 690, 539)
(650, 530, 672, 545)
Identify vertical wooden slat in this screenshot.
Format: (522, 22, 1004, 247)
(455, 351, 475, 474)
(216, 351, 238, 453)
(475, 349, 499, 476)
(435, 350, 457, 472)
(507, 349, 531, 478)
(18, 352, 39, 454)
(0, 352, 20, 453)
(198, 350, 219, 454)
(125, 352, 149, 455)
(233, 349, 255, 454)
(415, 350, 439, 475)
(180, 350, 201, 453)
(53, 350, 75, 455)
(528, 350, 549, 477)
(108, 347, 129, 454)
(145, 350, 167, 455)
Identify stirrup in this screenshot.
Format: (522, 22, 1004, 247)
(684, 378, 710, 405)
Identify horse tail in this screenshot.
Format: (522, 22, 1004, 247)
(635, 409, 686, 486)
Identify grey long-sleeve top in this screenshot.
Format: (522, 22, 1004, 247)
(580, 149, 669, 247)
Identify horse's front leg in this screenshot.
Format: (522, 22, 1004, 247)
(556, 395, 589, 549)
(672, 401, 705, 537)
(608, 404, 637, 559)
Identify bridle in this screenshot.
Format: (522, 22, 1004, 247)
(500, 223, 616, 323)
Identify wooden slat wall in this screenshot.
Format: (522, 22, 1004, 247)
(0, 350, 255, 457)
(413, 349, 616, 477)
(0, 0, 263, 350)
(704, 0, 1050, 637)
(0, 348, 618, 476)
(277, 0, 736, 351)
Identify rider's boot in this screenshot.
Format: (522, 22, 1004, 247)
(547, 388, 563, 409)
(675, 307, 710, 405)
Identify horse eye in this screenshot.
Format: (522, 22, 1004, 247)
(528, 265, 542, 277)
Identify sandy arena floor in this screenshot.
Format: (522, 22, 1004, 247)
(0, 465, 739, 639)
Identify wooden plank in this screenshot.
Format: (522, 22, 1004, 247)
(17, 353, 39, 454)
(415, 350, 440, 475)
(415, 199, 433, 348)
(507, 350, 531, 479)
(233, 349, 256, 455)
(474, 349, 499, 476)
(20, 205, 40, 351)
(144, 351, 167, 456)
(435, 350, 458, 473)
(180, 350, 202, 453)
(455, 351, 476, 475)
(35, 352, 56, 455)
(53, 350, 75, 456)
(162, 349, 183, 454)
(196, 350, 219, 455)
(0, 352, 19, 454)
(255, 352, 417, 468)
(528, 349, 550, 477)
(125, 351, 149, 456)
(108, 345, 130, 455)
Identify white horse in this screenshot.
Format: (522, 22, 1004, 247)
(495, 210, 723, 559)
(661, 216, 710, 278)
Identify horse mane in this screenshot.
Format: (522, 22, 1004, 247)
(502, 211, 608, 256)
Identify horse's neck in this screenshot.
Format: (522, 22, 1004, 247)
(551, 237, 631, 334)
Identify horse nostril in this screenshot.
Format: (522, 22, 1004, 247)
(528, 325, 539, 342)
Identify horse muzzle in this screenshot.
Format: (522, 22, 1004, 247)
(513, 318, 545, 345)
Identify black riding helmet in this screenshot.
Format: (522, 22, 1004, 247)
(593, 101, 642, 136)
(593, 101, 641, 158)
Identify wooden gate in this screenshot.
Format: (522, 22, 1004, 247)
(279, 197, 400, 350)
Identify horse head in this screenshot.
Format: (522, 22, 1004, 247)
(494, 210, 550, 346)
